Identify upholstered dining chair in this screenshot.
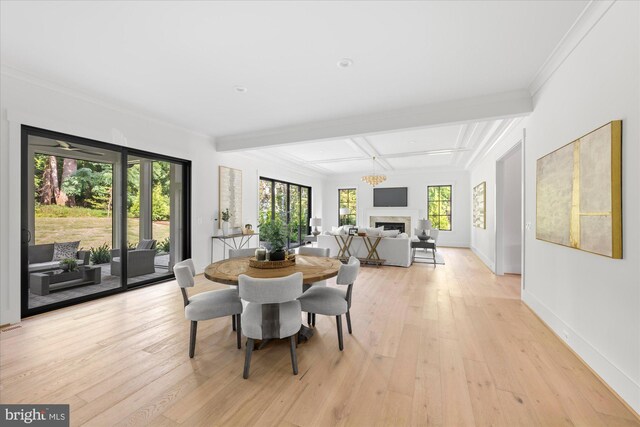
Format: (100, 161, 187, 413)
(238, 272, 303, 379)
(298, 256, 360, 351)
(174, 259, 243, 358)
(298, 246, 330, 326)
(228, 248, 259, 259)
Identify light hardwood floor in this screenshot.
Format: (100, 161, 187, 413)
(1, 248, 638, 426)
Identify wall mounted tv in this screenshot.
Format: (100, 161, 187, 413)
(373, 187, 408, 207)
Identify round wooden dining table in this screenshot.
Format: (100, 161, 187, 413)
(204, 255, 343, 346)
(204, 255, 342, 285)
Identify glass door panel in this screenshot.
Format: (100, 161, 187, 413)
(289, 185, 301, 247)
(26, 134, 123, 311)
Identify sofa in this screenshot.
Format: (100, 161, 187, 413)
(28, 243, 90, 273)
(317, 230, 412, 267)
(110, 239, 157, 278)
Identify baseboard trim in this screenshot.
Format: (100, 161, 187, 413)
(522, 291, 640, 418)
(470, 245, 495, 272)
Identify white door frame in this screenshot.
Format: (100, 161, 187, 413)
(494, 137, 525, 287)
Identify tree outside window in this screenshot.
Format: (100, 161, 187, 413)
(427, 185, 452, 231)
(338, 188, 357, 226)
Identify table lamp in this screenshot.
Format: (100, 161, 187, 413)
(417, 219, 432, 241)
(309, 217, 322, 236)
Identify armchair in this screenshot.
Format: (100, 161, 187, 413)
(110, 239, 157, 277)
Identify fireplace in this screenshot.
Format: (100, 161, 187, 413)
(375, 222, 405, 233)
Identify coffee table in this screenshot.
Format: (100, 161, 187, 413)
(30, 265, 102, 296)
(411, 239, 437, 266)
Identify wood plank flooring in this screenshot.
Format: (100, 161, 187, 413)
(1, 248, 638, 426)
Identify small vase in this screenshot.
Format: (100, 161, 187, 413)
(222, 221, 230, 236)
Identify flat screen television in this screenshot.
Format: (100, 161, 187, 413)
(373, 187, 408, 207)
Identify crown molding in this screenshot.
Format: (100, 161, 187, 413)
(215, 90, 533, 152)
(465, 117, 523, 170)
(0, 64, 215, 142)
(528, 0, 616, 96)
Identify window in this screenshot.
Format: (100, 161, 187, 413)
(427, 185, 452, 231)
(338, 188, 357, 226)
(259, 177, 312, 248)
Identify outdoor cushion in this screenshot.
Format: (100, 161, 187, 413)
(52, 241, 80, 260)
(137, 239, 156, 250)
(28, 259, 86, 273)
(298, 286, 348, 316)
(184, 288, 242, 321)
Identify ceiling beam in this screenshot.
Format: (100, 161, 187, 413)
(215, 90, 533, 152)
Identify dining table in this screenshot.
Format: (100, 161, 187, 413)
(204, 254, 343, 346)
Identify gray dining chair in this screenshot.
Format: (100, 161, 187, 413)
(174, 259, 243, 358)
(228, 248, 259, 259)
(238, 272, 303, 379)
(298, 246, 330, 325)
(297, 256, 360, 351)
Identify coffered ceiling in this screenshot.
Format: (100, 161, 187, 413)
(1, 1, 587, 141)
(240, 117, 520, 176)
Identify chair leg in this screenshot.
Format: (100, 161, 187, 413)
(243, 338, 254, 379)
(336, 315, 344, 351)
(346, 310, 352, 334)
(312, 313, 316, 326)
(236, 314, 242, 350)
(232, 315, 236, 331)
(307, 312, 312, 326)
(289, 335, 298, 375)
(189, 321, 198, 358)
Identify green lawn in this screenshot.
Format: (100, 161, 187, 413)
(34, 216, 170, 250)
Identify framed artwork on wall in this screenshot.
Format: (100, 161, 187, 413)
(473, 181, 486, 229)
(536, 120, 622, 258)
(219, 166, 243, 228)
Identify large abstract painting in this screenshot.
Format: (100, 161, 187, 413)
(473, 181, 486, 229)
(536, 121, 622, 258)
(219, 166, 242, 228)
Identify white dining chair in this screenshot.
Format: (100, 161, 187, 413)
(238, 272, 304, 379)
(297, 256, 360, 351)
(298, 246, 330, 326)
(174, 259, 243, 357)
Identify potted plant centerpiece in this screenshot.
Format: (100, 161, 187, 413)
(260, 217, 287, 261)
(221, 208, 231, 235)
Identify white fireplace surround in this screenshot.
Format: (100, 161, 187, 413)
(365, 209, 420, 236)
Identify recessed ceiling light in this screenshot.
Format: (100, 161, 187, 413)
(409, 141, 416, 144)
(234, 86, 248, 94)
(337, 58, 354, 69)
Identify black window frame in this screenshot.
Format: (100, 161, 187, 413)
(20, 125, 191, 318)
(258, 176, 312, 248)
(427, 185, 452, 231)
(338, 188, 357, 226)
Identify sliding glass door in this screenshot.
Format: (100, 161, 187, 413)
(21, 126, 190, 317)
(258, 177, 311, 249)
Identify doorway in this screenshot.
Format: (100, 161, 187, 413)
(495, 141, 524, 279)
(21, 126, 191, 317)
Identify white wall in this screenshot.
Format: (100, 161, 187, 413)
(470, 1, 640, 412)
(501, 146, 522, 274)
(0, 72, 324, 325)
(322, 169, 470, 248)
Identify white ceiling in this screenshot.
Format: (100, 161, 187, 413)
(241, 117, 519, 176)
(1, 1, 587, 139)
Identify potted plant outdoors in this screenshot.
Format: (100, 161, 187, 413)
(221, 208, 232, 235)
(260, 218, 287, 261)
(59, 258, 79, 272)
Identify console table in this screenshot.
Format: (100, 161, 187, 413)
(333, 235, 385, 266)
(211, 233, 259, 262)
